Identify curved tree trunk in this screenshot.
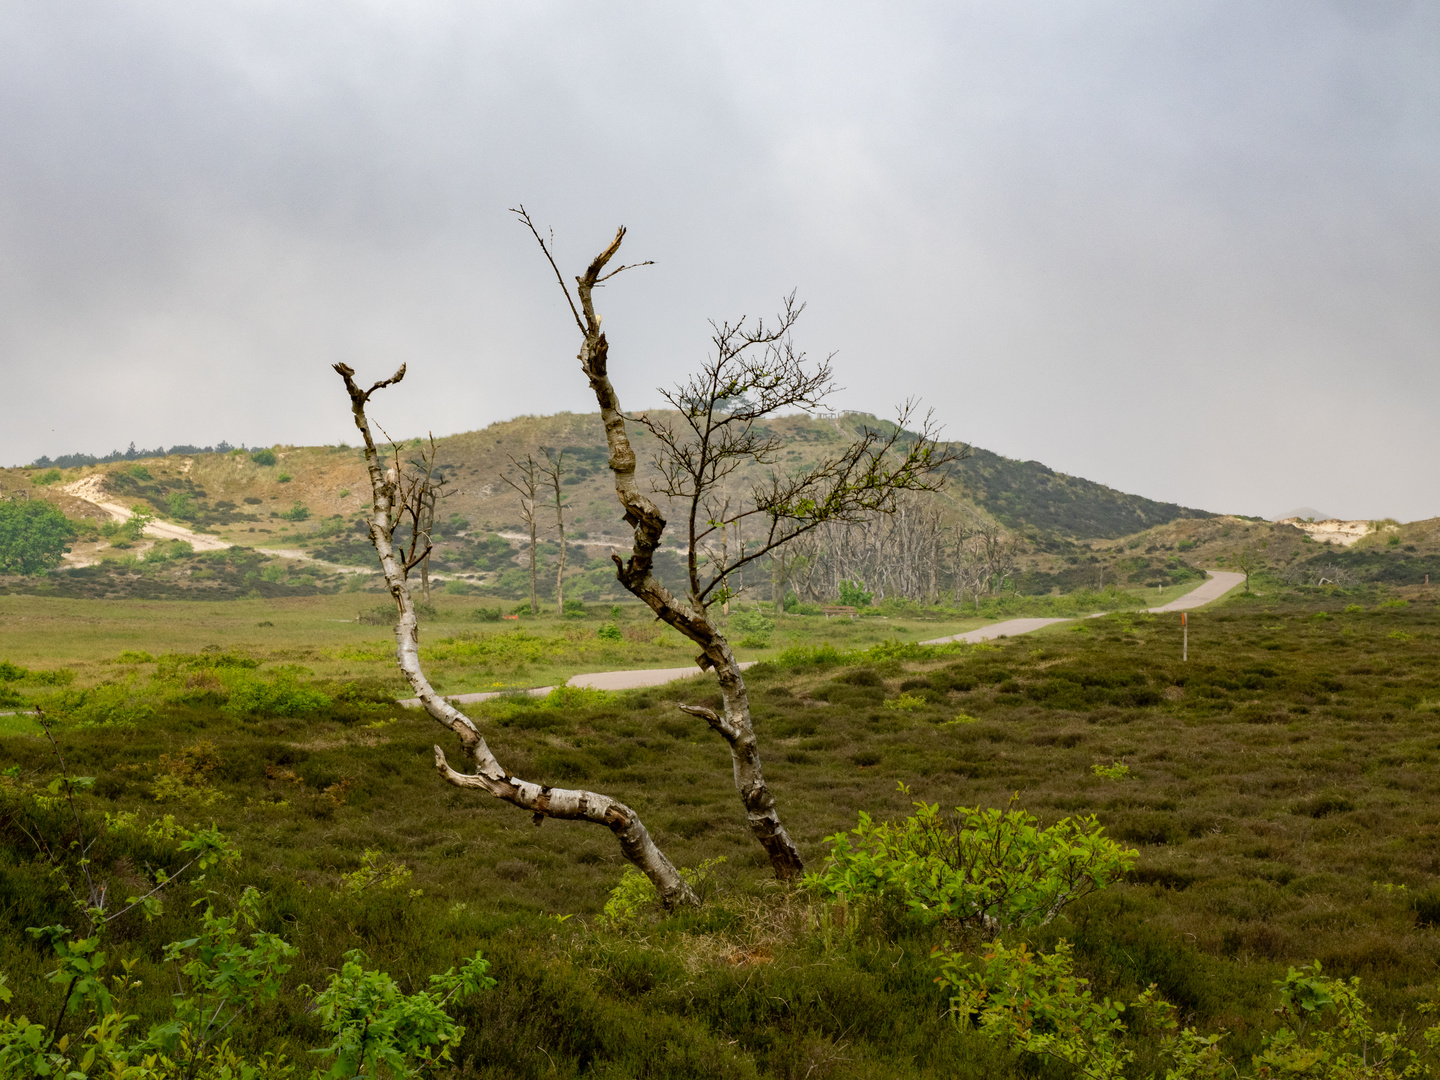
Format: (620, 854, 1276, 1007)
(566, 233, 806, 879)
(334, 362, 696, 908)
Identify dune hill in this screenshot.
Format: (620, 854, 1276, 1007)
(6, 411, 1435, 597)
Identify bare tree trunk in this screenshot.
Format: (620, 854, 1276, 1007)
(565, 233, 806, 878)
(502, 455, 541, 615)
(335, 363, 696, 907)
(542, 449, 567, 615)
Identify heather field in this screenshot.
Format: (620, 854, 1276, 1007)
(4, 579, 1440, 1076)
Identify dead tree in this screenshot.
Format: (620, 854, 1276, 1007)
(502, 454, 542, 614)
(334, 362, 696, 908)
(406, 435, 449, 601)
(516, 209, 958, 878)
(954, 511, 1014, 610)
(769, 547, 810, 617)
(541, 447, 568, 615)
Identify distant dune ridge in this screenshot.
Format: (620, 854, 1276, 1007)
(6, 410, 1437, 601)
(1272, 506, 1334, 522)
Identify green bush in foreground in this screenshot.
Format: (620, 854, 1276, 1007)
(809, 794, 1136, 931)
(937, 940, 1440, 1079)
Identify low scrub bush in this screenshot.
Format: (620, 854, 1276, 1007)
(222, 674, 332, 719)
(809, 795, 1135, 931)
(38, 680, 156, 728)
(728, 607, 775, 648)
(938, 941, 1438, 1079)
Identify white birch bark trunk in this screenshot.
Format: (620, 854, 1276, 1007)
(334, 363, 696, 908)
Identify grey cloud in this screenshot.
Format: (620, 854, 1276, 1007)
(1, 1, 1436, 520)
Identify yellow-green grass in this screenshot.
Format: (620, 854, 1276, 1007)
(0, 593, 999, 700)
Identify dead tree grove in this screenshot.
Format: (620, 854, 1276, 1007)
(517, 209, 957, 878)
(500, 453, 542, 615)
(334, 362, 697, 908)
(540, 447, 569, 615)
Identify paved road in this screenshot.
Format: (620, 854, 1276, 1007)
(402, 573, 1245, 708)
(920, 616, 1076, 646)
(1147, 571, 1245, 611)
(400, 661, 758, 708)
(919, 570, 1245, 647)
(569, 662, 756, 691)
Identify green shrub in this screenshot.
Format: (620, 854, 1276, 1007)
(882, 692, 927, 711)
(29, 468, 62, 486)
(935, 939, 1223, 1078)
(39, 680, 155, 727)
(166, 491, 195, 519)
(543, 684, 611, 710)
(250, 448, 277, 466)
(773, 643, 847, 668)
(0, 501, 78, 575)
(601, 858, 727, 928)
(938, 943, 1437, 1080)
(100, 505, 151, 544)
(809, 797, 1135, 930)
(563, 597, 589, 618)
(597, 621, 623, 641)
(728, 607, 774, 648)
(223, 675, 331, 719)
(279, 502, 310, 522)
(838, 579, 874, 607)
(472, 607, 502, 622)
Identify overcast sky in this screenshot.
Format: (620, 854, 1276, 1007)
(2, 2, 1436, 521)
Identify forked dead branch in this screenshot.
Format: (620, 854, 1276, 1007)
(515, 207, 961, 878)
(332, 361, 697, 908)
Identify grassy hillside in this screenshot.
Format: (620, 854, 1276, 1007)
(7, 411, 1211, 545)
(7, 412, 1433, 604)
(2, 411, 1221, 602)
(943, 445, 1211, 540)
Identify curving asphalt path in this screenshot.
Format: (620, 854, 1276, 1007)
(919, 570, 1246, 646)
(401, 572, 1245, 708)
(1148, 571, 1245, 612)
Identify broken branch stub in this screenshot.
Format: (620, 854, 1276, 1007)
(331, 362, 696, 909)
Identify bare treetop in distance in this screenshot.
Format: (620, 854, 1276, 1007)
(514, 206, 961, 880)
(501, 453, 542, 615)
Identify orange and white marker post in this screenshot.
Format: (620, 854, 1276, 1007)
(1182, 611, 1188, 662)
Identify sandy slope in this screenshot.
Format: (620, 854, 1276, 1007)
(60, 475, 232, 553)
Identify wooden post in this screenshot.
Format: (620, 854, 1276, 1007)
(1182, 611, 1188, 662)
